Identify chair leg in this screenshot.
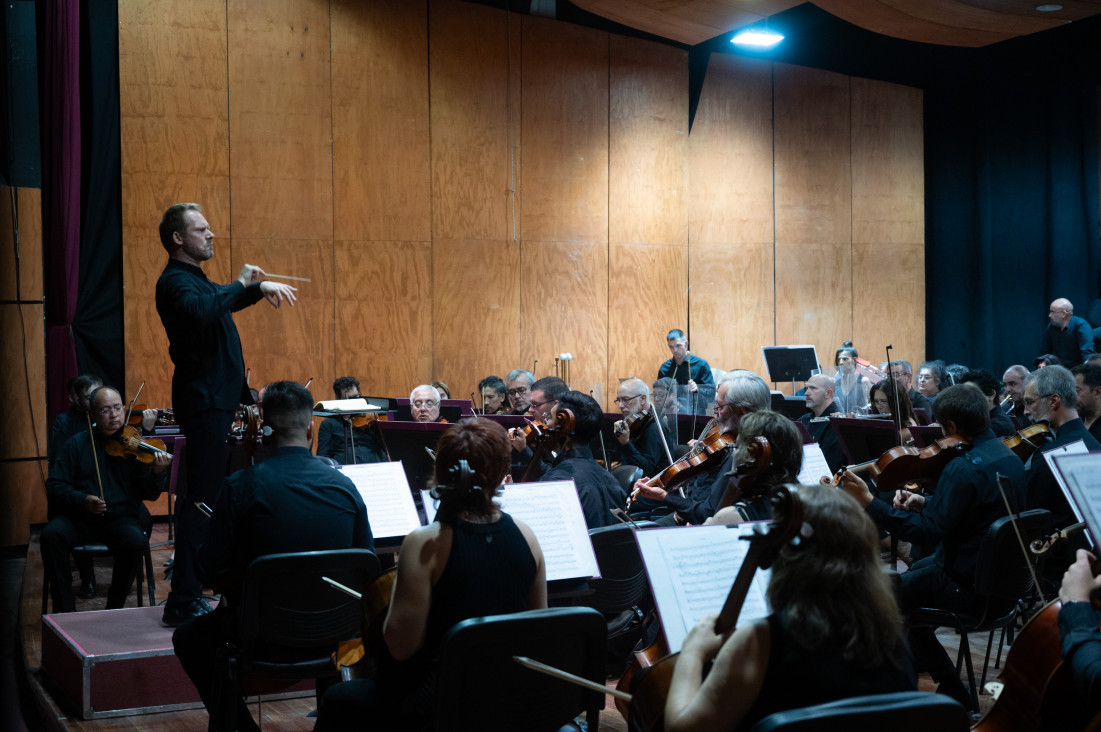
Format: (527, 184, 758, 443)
(144, 545, 156, 606)
(979, 629, 996, 690)
(959, 632, 978, 712)
(994, 625, 1007, 670)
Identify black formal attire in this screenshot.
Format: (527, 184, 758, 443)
(908, 388, 933, 419)
(864, 430, 1025, 689)
(738, 614, 917, 731)
(663, 447, 736, 525)
(1087, 418, 1101, 444)
(1025, 418, 1100, 581)
(316, 417, 387, 465)
(619, 418, 673, 478)
(173, 446, 373, 732)
(1003, 399, 1031, 429)
(156, 258, 265, 614)
(1041, 315, 1094, 367)
(315, 513, 536, 731)
(1058, 601, 1101, 718)
(988, 406, 1016, 438)
(798, 402, 845, 475)
(42, 430, 166, 611)
(540, 446, 627, 530)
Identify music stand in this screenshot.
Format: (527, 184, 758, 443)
(376, 420, 452, 522)
(1050, 452, 1101, 550)
(761, 345, 820, 391)
(314, 403, 384, 466)
(827, 416, 900, 466)
(908, 425, 944, 449)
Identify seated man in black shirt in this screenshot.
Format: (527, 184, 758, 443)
(958, 369, 1016, 438)
(507, 376, 568, 482)
(42, 386, 170, 612)
(838, 383, 1026, 708)
(173, 381, 374, 732)
(1071, 363, 1101, 443)
(315, 375, 387, 465)
(540, 390, 627, 530)
(797, 374, 845, 474)
(889, 360, 933, 418)
(1001, 364, 1032, 428)
(613, 377, 676, 478)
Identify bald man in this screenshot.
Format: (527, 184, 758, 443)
(1042, 298, 1093, 368)
(798, 374, 845, 474)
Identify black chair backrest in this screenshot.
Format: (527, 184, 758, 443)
(433, 607, 606, 732)
(612, 464, 643, 493)
(746, 691, 969, 732)
(237, 549, 381, 653)
(974, 509, 1051, 602)
(585, 523, 651, 614)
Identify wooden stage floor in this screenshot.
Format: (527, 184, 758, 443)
(20, 522, 999, 730)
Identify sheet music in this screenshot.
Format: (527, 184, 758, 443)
(342, 462, 422, 539)
(636, 524, 771, 654)
(1043, 439, 1088, 525)
(1051, 452, 1101, 550)
(421, 488, 437, 523)
(495, 481, 600, 582)
(797, 443, 831, 485)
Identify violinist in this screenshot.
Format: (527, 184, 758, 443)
(797, 374, 845, 474)
(1058, 548, 1101, 718)
(1071, 363, 1101, 442)
(614, 377, 675, 478)
(505, 369, 535, 415)
(156, 202, 298, 627)
(42, 387, 170, 612)
(477, 375, 509, 415)
(409, 385, 446, 423)
(957, 369, 1016, 437)
(665, 484, 916, 731)
(1001, 364, 1032, 427)
(314, 419, 546, 731)
(916, 360, 948, 404)
(889, 360, 933, 418)
(634, 371, 771, 525)
(657, 329, 714, 414)
(1022, 366, 1100, 581)
(316, 376, 386, 465)
(539, 390, 627, 530)
(507, 377, 568, 482)
(837, 384, 1025, 709)
(869, 379, 918, 443)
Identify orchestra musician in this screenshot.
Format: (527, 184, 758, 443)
(539, 390, 627, 530)
(316, 376, 387, 465)
(797, 374, 845, 475)
(957, 369, 1016, 438)
(507, 377, 568, 482)
(836, 383, 1025, 709)
(172, 381, 373, 732)
(1071, 363, 1101, 443)
(42, 387, 170, 612)
(614, 377, 675, 478)
(314, 419, 546, 731)
(477, 375, 509, 415)
(634, 371, 771, 525)
(665, 483, 916, 731)
(889, 360, 933, 418)
(505, 369, 535, 415)
(409, 385, 446, 423)
(1058, 548, 1101, 718)
(1001, 364, 1032, 427)
(832, 343, 870, 414)
(1042, 298, 1094, 368)
(657, 329, 714, 414)
(869, 379, 918, 444)
(916, 360, 948, 404)
(155, 202, 297, 627)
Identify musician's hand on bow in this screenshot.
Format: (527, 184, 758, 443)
(84, 495, 107, 515)
(837, 469, 874, 507)
(893, 489, 924, 513)
(260, 280, 297, 308)
(686, 378, 698, 394)
(1059, 549, 1101, 605)
(237, 263, 266, 287)
(634, 477, 666, 502)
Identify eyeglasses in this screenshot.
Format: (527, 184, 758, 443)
(96, 404, 125, 415)
(614, 394, 644, 406)
(412, 400, 438, 409)
(714, 402, 733, 413)
(1023, 393, 1055, 408)
(507, 386, 530, 398)
(530, 398, 554, 411)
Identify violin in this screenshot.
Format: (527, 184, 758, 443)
(834, 435, 970, 494)
(519, 411, 576, 483)
(351, 412, 386, 429)
(333, 567, 397, 680)
(625, 419, 735, 510)
(1001, 423, 1054, 462)
(105, 425, 171, 464)
(619, 485, 805, 730)
(127, 404, 176, 427)
(716, 436, 773, 511)
(615, 410, 654, 440)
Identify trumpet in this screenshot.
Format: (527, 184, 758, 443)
(999, 394, 1014, 411)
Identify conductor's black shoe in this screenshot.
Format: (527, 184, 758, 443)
(162, 599, 210, 627)
(77, 578, 97, 599)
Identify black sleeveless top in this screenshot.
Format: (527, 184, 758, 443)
(739, 614, 917, 730)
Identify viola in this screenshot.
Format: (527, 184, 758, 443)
(105, 425, 171, 464)
(835, 434, 970, 494)
(1001, 423, 1053, 462)
(625, 419, 734, 510)
(620, 485, 805, 730)
(333, 567, 398, 680)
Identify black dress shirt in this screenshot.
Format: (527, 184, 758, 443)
(798, 401, 845, 474)
(47, 430, 167, 521)
(540, 447, 627, 530)
(316, 417, 388, 465)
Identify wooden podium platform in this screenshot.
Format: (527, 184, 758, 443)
(40, 605, 312, 720)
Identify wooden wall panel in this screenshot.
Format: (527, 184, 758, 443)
(0, 306, 46, 461)
(773, 64, 852, 373)
(1, 464, 47, 546)
(607, 244, 687, 406)
(0, 187, 42, 301)
(519, 242, 609, 402)
(520, 16, 609, 244)
(851, 78, 925, 364)
(432, 240, 522, 403)
(688, 53, 774, 247)
(332, 0, 430, 242)
(227, 0, 333, 241)
(333, 241, 433, 398)
(609, 35, 688, 248)
(229, 239, 334, 392)
(120, 0, 232, 410)
(429, 0, 512, 242)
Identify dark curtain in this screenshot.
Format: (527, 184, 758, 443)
(39, 0, 81, 426)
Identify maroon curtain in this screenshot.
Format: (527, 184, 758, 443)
(41, 0, 81, 424)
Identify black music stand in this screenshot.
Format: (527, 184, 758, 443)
(827, 416, 900, 466)
(762, 345, 820, 391)
(376, 420, 452, 522)
(908, 425, 945, 449)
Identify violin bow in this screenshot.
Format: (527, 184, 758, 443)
(590, 390, 609, 469)
(885, 344, 903, 447)
(125, 380, 145, 430)
(84, 409, 106, 500)
(996, 472, 1045, 604)
(651, 403, 683, 497)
